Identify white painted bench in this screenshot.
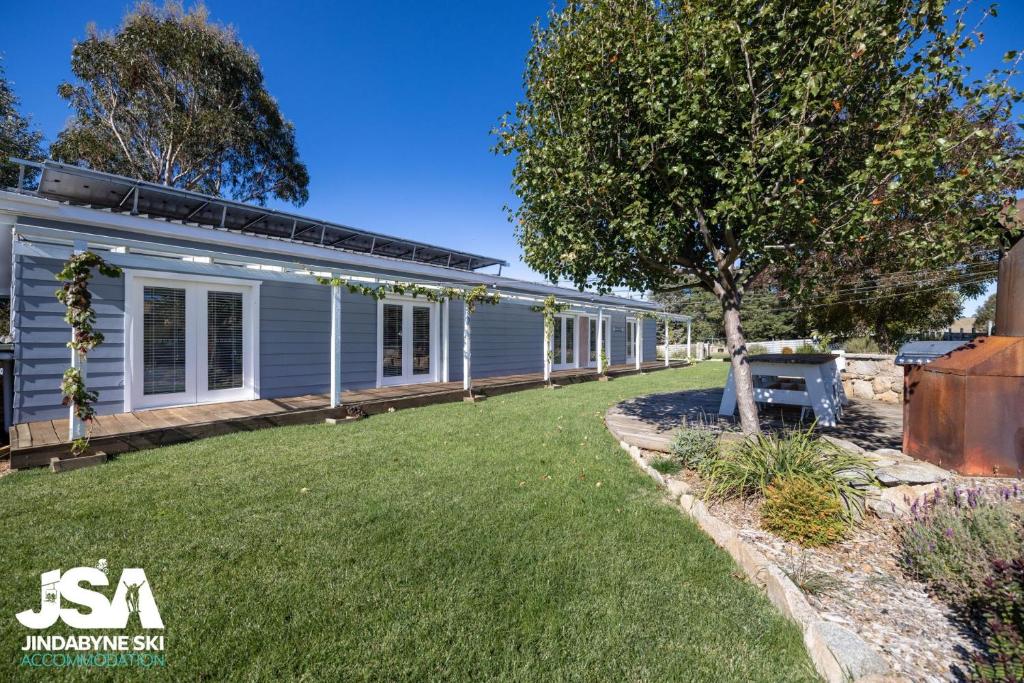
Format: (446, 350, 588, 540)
(718, 354, 847, 427)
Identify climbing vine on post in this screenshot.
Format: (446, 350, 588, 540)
(315, 276, 500, 311)
(55, 251, 123, 455)
(530, 295, 568, 381)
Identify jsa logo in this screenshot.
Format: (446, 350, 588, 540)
(17, 564, 164, 630)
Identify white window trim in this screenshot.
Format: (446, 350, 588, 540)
(375, 295, 441, 388)
(550, 313, 580, 371)
(123, 269, 261, 412)
(625, 317, 637, 363)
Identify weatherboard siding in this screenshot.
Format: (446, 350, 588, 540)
(446, 299, 545, 382)
(10, 249, 383, 424)
(12, 254, 125, 424)
(8, 225, 662, 426)
(644, 318, 657, 360)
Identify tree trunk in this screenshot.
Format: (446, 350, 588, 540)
(722, 298, 761, 435)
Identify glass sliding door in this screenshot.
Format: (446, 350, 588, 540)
(129, 274, 258, 411)
(378, 298, 438, 386)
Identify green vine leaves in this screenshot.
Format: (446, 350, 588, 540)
(530, 296, 569, 364)
(55, 251, 123, 453)
(316, 277, 500, 313)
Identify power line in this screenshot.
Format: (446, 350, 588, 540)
(770, 272, 995, 312)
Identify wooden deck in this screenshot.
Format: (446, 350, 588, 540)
(10, 361, 689, 468)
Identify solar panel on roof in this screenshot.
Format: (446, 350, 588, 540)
(22, 159, 507, 272)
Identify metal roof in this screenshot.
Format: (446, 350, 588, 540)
(8, 159, 507, 272)
(3, 170, 686, 318)
(894, 340, 967, 366)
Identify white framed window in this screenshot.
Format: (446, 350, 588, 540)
(376, 296, 441, 387)
(124, 271, 260, 411)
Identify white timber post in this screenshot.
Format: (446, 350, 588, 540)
(686, 320, 692, 360)
(664, 318, 671, 367)
(442, 299, 450, 383)
(462, 300, 472, 394)
(69, 240, 87, 441)
(542, 313, 551, 383)
(635, 318, 643, 371)
(329, 284, 342, 408)
(596, 307, 605, 374)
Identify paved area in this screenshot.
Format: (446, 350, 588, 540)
(605, 388, 903, 453)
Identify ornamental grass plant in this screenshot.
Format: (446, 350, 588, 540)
(702, 426, 874, 521)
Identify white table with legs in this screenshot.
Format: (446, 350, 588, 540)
(718, 353, 847, 427)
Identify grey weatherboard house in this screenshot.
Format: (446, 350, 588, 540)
(0, 160, 691, 460)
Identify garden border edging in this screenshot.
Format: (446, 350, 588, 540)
(616, 437, 903, 683)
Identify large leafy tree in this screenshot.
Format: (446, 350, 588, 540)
(51, 1, 309, 206)
(498, 0, 1023, 433)
(0, 59, 44, 189)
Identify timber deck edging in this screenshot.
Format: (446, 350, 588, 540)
(609, 410, 900, 683)
(10, 361, 691, 469)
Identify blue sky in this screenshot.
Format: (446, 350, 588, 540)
(2, 1, 1021, 313)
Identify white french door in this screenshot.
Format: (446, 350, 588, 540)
(625, 318, 637, 364)
(378, 298, 439, 386)
(586, 315, 612, 368)
(126, 273, 259, 411)
(550, 314, 577, 370)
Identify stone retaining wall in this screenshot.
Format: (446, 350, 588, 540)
(842, 353, 902, 404)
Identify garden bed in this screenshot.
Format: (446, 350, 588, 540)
(637, 444, 1024, 682)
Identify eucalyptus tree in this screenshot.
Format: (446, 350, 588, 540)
(0, 59, 44, 189)
(51, 1, 309, 206)
(498, 0, 1023, 433)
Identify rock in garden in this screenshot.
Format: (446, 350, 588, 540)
(874, 460, 951, 487)
(868, 448, 909, 468)
(865, 484, 935, 519)
(822, 435, 866, 454)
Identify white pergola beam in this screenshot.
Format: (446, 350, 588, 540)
(542, 315, 552, 383)
(69, 239, 87, 441)
(462, 302, 472, 393)
(664, 318, 670, 367)
(330, 284, 342, 408)
(442, 300, 450, 383)
(635, 320, 643, 371)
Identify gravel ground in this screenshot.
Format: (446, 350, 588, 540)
(652, 458, 1023, 682)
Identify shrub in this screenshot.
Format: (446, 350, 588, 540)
(843, 336, 881, 354)
(971, 557, 1024, 682)
(901, 487, 1022, 604)
(746, 344, 769, 355)
(650, 457, 683, 475)
(701, 427, 874, 520)
(670, 427, 719, 471)
(794, 343, 819, 354)
(761, 477, 847, 547)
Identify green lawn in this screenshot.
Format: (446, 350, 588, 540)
(0, 364, 816, 681)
